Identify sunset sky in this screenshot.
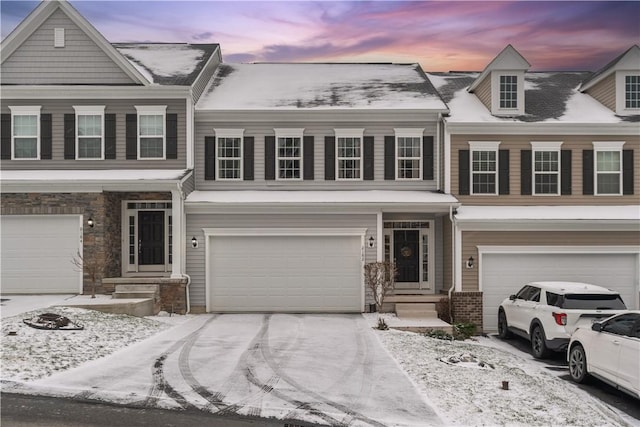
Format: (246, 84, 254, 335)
(1, 1, 638, 72)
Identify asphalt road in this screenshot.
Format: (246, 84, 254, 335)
(0, 393, 325, 427)
(491, 334, 640, 422)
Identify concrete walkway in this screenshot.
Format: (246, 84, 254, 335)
(28, 314, 442, 426)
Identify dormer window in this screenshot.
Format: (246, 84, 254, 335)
(499, 75, 518, 109)
(625, 75, 639, 109)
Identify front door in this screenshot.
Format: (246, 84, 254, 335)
(138, 211, 165, 265)
(393, 230, 419, 282)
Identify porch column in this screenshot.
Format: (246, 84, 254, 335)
(171, 188, 183, 278)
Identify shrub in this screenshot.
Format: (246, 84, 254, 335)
(453, 322, 477, 340)
(376, 317, 389, 330)
(364, 262, 397, 313)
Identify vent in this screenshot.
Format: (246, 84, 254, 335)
(54, 28, 65, 47)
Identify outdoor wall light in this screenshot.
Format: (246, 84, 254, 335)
(87, 217, 95, 228)
(191, 236, 198, 248)
(466, 256, 474, 269)
(368, 236, 375, 248)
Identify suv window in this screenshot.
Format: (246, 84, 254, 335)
(603, 314, 639, 337)
(546, 292, 561, 307)
(528, 287, 541, 302)
(559, 294, 626, 310)
(515, 286, 531, 300)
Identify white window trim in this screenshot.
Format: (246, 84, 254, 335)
(491, 71, 525, 116)
(8, 106, 40, 160)
(531, 141, 562, 196)
(335, 128, 364, 181)
(135, 105, 167, 160)
(593, 141, 624, 196)
(73, 105, 105, 160)
(469, 141, 500, 195)
(274, 128, 304, 181)
(214, 128, 244, 181)
(615, 71, 640, 115)
(54, 28, 65, 48)
(394, 128, 424, 181)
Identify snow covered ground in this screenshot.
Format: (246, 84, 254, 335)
(0, 299, 637, 427)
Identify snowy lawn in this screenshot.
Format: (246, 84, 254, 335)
(373, 325, 628, 426)
(1, 307, 170, 382)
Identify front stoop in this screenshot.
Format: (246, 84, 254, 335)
(113, 284, 161, 314)
(56, 297, 156, 317)
(395, 302, 438, 319)
(102, 277, 188, 314)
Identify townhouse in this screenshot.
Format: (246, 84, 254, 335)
(1, 1, 638, 330)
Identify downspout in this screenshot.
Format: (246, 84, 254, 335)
(177, 175, 192, 314)
(182, 273, 191, 314)
(448, 204, 456, 322)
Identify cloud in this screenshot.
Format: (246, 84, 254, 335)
(192, 31, 214, 41)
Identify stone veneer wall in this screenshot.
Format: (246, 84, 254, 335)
(1, 191, 172, 294)
(451, 291, 483, 331)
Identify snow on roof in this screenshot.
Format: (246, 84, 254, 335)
(186, 190, 459, 205)
(0, 169, 189, 182)
(197, 63, 448, 111)
(455, 205, 640, 222)
(115, 43, 218, 85)
(428, 71, 640, 124)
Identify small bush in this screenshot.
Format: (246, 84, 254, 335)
(425, 329, 454, 340)
(376, 317, 389, 330)
(453, 323, 477, 340)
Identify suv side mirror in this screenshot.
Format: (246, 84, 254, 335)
(509, 295, 517, 301)
(591, 323, 603, 332)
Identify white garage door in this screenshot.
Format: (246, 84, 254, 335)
(209, 235, 362, 312)
(482, 252, 639, 332)
(1, 215, 82, 294)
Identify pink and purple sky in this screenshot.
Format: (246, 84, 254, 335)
(1, 1, 638, 72)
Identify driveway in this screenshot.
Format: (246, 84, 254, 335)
(28, 314, 442, 427)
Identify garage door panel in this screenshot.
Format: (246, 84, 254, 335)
(482, 252, 638, 332)
(209, 235, 362, 312)
(1, 216, 82, 294)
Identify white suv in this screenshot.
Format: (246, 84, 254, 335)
(497, 282, 627, 359)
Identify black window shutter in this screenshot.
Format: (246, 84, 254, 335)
(204, 136, 216, 180)
(40, 114, 52, 160)
(1, 114, 11, 160)
(166, 113, 178, 159)
(104, 114, 116, 159)
(560, 150, 572, 195)
(623, 149, 634, 195)
(126, 114, 137, 160)
(363, 136, 374, 180)
(265, 136, 276, 180)
(384, 136, 395, 180)
(64, 113, 75, 159)
(458, 149, 470, 195)
(521, 150, 532, 195)
(423, 136, 434, 180)
(243, 136, 254, 181)
(303, 135, 314, 180)
(324, 136, 335, 180)
(582, 150, 594, 195)
(498, 149, 510, 195)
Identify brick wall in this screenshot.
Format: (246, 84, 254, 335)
(451, 291, 483, 331)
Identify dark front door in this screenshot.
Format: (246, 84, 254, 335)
(138, 211, 165, 265)
(394, 230, 419, 282)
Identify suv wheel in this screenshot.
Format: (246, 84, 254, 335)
(568, 344, 588, 383)
(497, 310, 512, 339)
(531, 325, 550, 359)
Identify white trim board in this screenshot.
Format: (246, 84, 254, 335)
(203, 228, 368, 237)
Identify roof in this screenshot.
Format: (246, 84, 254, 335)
(528, 282, 620, 295)
(454, 205, 640, 222)
(580, 44, 640, 91)
(114, 43, 219, 86)
(186, 190, 459, 206)
(428, 71, 640, 123)
(468, 44, 531, 93)
(197, 63, 448, 111)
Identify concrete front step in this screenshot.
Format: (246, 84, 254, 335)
(113, 291, 157, 299)
(113, 284, 159, 294)
(396, 302, 439, 319)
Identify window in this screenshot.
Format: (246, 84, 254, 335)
(472, 150, 497, 194)
(74, 106, 104, 160)
(594, 142, 624, 195)
(336, 129, 363, 180)
(625, 75, 639, 109)
(394, 129, 423, 180)
(499, 75, 518, 109)
(136, 106, 166, 159)
(215, 129, 243, 180)
(532, 142, 562, 195)
(9, 106, 40, 160)
(602, 314, 638, 337)
(275, 129, 303, 180)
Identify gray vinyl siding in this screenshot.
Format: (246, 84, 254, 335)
(191, 51, 221, 104)
(195, 121, 439, 190)
(585, 73, 616, 112)
(181, 173, 196, 197)
(1, 9, 135, 85)
(475, 75, 492, 110)
(185, 213, 378, 309)
(1, 98, 187, 169)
